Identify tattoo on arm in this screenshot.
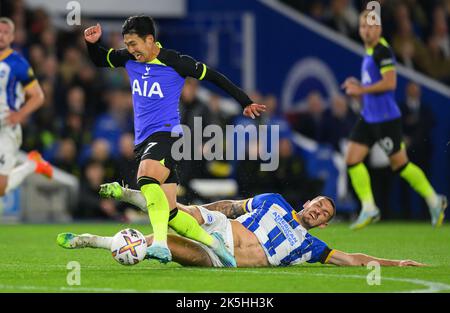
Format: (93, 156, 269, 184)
(202, 200, 247, 219)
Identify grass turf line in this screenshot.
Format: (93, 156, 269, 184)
(0, 222, 449, 293)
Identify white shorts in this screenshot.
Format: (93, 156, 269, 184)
(0, 126, 22, 176)
(196, 206, 234, 267)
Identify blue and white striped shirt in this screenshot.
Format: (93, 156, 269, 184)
(0, 49, 35, 111)
(0, 49, 36, 129)
(236, 193, 331, 266)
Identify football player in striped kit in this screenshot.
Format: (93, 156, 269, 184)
(0, 17, 52, 204)
(58, 190, 424, 267)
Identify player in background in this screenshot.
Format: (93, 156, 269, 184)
(0, 17, 53, 205)
(84, 16, 265, 266)
(57, 192, 424, 268)
(342, 10, 447, 230)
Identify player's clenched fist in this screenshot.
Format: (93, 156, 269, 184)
(243, 103, 266, 119)
(84, 23, 102, 43)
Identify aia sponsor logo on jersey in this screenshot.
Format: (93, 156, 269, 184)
(131, 79, 164, 98)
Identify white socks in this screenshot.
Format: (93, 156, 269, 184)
(5, 160, 36, 193)
(85, 235, 113, 249)
(121, 187, 147, 212)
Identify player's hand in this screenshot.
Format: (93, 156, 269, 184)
(243, 103, 266, 119)
(341, 77, 360, 89)
(344, 82, 364, 97)
(84, 23, 102, 43)
(6, 111, 26, 126)
(399, 260, 426, 267)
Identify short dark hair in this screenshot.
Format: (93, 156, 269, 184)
(122, 15, 156, 39)
(322, 196, 336, 221)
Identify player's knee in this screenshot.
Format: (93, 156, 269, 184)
(137, 175, 160, 189)
(346, 160, 363, 169)
(392, 161, 409, 174)
(345, 142, 369, 165)
(345, 157, 353, 166)
(390, 151, 409, 172)
(137, 159, 168, 182)
(345, 153, 363, 166)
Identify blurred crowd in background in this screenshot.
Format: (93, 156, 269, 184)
(281, 0, 450, 85)
(1, 0, 437, 221)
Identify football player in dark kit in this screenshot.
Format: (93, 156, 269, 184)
(83, 16, 265, 266)
(342, 10, 447, 230)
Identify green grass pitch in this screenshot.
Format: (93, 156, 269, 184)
(0, 222, 449, 293)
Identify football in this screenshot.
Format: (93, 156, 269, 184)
(111, 228, 148, 265)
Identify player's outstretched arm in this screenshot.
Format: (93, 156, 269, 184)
(326, 250, 426, 267)
(173, 54, 265, 119)
(201, 68, 265, 119)
(202, 199, 247, 218)
(84, 23, 132, 68)
(176, 199, 247, 219)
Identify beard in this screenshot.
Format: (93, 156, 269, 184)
(299, 216, 314, 229)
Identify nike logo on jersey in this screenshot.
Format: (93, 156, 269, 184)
(141, 65, 151, 79)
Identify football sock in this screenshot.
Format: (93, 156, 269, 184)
(168, 208, 214, 247)
(397, 162, 437, 208)
(138, 177, 169, 245)
(121, 187, 147, 211)
(5, 160, 36, 193)
(348, 162, 376, 212)
(89, 235, 113, 249)
(110, 185, 215, 247)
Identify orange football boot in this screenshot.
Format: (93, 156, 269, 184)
(27, 150, 53, 179)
